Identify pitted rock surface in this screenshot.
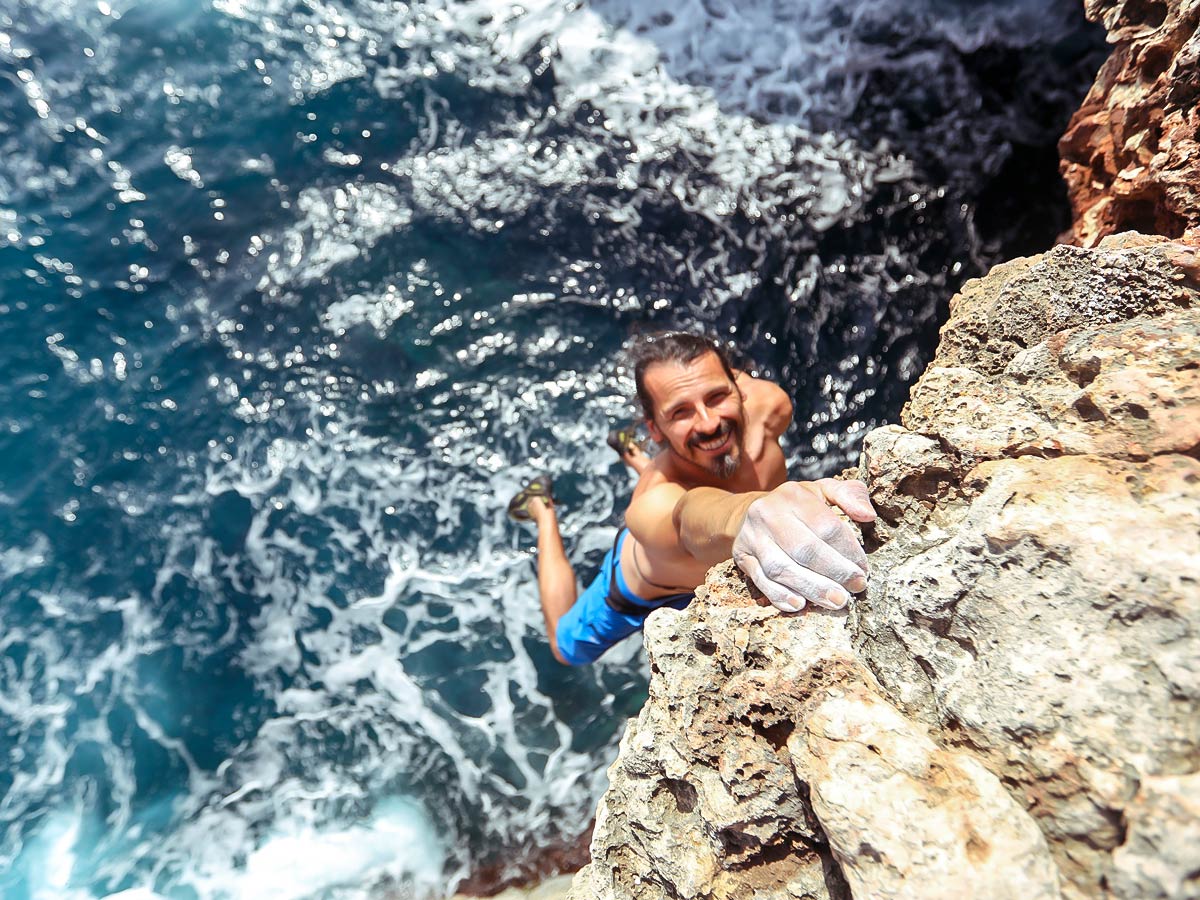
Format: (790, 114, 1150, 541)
(569, 235, 1200, 900)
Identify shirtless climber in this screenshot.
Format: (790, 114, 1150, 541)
(507, 331, 878, 665)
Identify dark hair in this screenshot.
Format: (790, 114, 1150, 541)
(627, 331, 736, 420)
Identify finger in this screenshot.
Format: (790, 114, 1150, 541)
(733, 551, 807, 612)
(788, 491, 869, 575)
(778, 517, 867, 592)
(816, 479, 877, 523)
(752, 541, 853, 610)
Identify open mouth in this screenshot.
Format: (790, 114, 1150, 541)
(691, 422, 733, 453)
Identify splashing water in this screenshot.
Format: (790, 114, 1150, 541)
(0, 0, 1102, 896)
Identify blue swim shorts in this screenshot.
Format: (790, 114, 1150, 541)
(554, 529, 694, 666)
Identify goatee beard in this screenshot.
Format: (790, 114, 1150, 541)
(709, 449, 740, 478)
(686, 420, 741, 478)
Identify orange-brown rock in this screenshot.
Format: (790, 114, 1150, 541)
(455, 829, 592, 897)
(1059, 0, 1200, 246)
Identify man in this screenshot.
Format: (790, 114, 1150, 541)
(508, 332, 877, 666)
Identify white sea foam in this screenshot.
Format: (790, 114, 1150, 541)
(21, 810, 87, 900)
(408, 136, 601, 233)
(85, 358, 631, 895)
(381, 0, 894, 233)
(260, 183, 414, 299)
(9, 0, 854, 890)
(323, 287, 416, 336)
(0, 534, 50, 577)
(181, 798, 446, 899)
(204, 0, 901, 260)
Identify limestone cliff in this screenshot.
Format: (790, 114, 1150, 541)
(1060, 0, 1200, 245)
(568, 234, 1199, 900)
(560, 3, 1200, 897)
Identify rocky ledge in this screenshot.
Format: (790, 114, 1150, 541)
(568, 233, 1200, 900)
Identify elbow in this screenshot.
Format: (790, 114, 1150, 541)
(769, 398, 794, 438)
(776, 391, 795, 425)
(549, 637, 576, 666)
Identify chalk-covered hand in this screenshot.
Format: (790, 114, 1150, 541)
(731, 479, 877, 612)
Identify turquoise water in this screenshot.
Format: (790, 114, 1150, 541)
(0, 0, 1102, 896)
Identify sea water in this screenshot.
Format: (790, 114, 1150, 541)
(0, 0, 1102, 896)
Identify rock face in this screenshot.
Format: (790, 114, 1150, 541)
(561, 6, 1200, 894)
(856, 234, 1200, 899)
(1059, 0, 1200, 246)
(568, 234, 1200, 900)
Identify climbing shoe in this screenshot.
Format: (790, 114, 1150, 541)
(606, 424, 644, 458)
(507, 474, 555, 522)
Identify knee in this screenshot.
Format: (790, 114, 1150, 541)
(549, 629, 575, 666)
(552, 645, 572, 666)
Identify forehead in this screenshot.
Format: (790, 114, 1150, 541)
(642, 352, 733, 413)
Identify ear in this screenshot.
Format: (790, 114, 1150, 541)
(645, 416, 664, 444)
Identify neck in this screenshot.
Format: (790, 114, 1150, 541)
(661, 445, 746, 489)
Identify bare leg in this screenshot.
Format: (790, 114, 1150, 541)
(529, 497, 576, 665)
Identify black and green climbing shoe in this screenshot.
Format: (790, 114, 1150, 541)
(606, 424, 644, 458)
(507, 474, 555, 522)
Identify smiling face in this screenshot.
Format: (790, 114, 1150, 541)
(642, 351, 746, 479)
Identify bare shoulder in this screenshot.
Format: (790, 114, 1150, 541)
(629, 464, 685, 520)
(626, 463, 687, 552)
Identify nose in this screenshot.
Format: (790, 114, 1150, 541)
(695, 405, 717, 431)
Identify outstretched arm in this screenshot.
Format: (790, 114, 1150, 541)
(671, 486, 768, 565)
(673, 478, 877, 611)
(732, 480, 875, 611)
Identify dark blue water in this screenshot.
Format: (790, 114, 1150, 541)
(0, 1, 1102, 896)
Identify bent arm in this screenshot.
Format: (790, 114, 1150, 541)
(738, 372, 793, 432)
(735, 371, 793, 460)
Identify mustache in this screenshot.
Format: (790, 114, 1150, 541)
(688, 419, 735, 449)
